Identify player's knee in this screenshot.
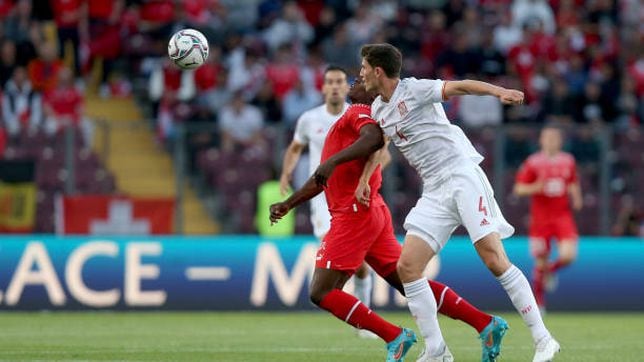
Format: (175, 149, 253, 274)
(533, 257, 548, 268)
(396, 258, 422, 282)
(309, 288, 326, 306)
(309, 284, 334, 306)
(559, 254, 576, 265)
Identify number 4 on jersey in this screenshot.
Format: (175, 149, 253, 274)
(479, 196, 490, 226)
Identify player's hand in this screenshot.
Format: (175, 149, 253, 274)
(498, 88, 524, 105)
(269, 202, 290, 224)
(279, 173, 291, 196)
(355, 181, 371, 207)
(313, 161, 336, 187)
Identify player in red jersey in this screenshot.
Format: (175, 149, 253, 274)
(514, 125, 583, 312)
(270, 80, 508, 362)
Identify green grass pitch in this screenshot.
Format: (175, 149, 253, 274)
(0, 311, 642, 361)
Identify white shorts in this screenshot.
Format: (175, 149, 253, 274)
(310, 194, 331, 239)
(404, 162, 515, 252)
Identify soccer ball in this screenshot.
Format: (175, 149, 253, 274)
(167, 29, 209, 69)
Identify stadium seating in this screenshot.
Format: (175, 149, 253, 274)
(2, 128, 116, 233)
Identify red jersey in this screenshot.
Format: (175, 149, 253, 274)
(140, 0, 174, 23)
(320, 104, 384, 215)
(51, 0, 83, 27)
(44, 86, 83, 123)
(516, 151, 578, 221)
(88, 1, 114, 20)
(28, 59, 64, 93)
(0, 0, 14, 18)
(265, 63, 299, 100)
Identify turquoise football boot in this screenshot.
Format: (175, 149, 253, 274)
(480, 316, 509, 362)
(386, 327, 417, 362)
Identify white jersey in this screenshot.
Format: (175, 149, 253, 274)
(371, 77, 483, 183)
(372, 77, 514, 249)
(292, 102, 349, 238)
(293, 103, 349, 174)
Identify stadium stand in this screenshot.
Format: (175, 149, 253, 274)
(0, 0, 641, 235)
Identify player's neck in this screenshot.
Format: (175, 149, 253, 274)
(543, 150, 559, 158)
(326, 102, 344, 115)
(380, 78, 400, 103)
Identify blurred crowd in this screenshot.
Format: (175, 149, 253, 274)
(133, 0, 643, 140)
(0, 0, 642, 235)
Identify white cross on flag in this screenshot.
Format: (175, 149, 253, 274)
(56, 195, 175, 235)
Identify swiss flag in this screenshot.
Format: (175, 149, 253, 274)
(56, 195, 175, 235)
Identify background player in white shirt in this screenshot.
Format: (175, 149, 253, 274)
(358, 43, 559, 362)
(279, 66, 377, 338)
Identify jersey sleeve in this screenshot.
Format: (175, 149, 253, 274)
(348, 108, 378, 133)
(292, 113, 309, 145)
(516, 159, 537, 183)
(568, 157, 578, 184)
(410, 78, 445, 104)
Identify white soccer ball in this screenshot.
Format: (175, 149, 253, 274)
(168, 29, 209, 69)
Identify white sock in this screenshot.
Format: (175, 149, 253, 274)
(353, 274, 372, 308)
(497, 264, 551, 344)
(403, 278, 445, 355)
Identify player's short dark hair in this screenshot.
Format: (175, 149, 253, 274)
(324, 65, 348, 77)
(360, 43, 402, 78)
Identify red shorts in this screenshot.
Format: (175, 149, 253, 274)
(316, 204, 401, 277)
(529, 213, 578, 257)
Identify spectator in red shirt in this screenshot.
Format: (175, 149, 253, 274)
(265, 45, 301, 100)
(50, 0, 83, 77)
(27, 42, 63, 93)
(194, 45, 223, 93)
(85, 0, 124, 97)
(138, 0, 175, 45)
(182, 0, 211, 26)
(43, 67, 89, 143)
(555, 0, 580, 28)
(508, 29, 538, 102)
(148, 58, 196, 121)
(0, 0, 14, 17)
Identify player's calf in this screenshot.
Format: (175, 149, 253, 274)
(474, 234, 512, 277)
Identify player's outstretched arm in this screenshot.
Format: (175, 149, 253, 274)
(279, 141, 305, 195)
(269, 176, 324, 224)
(443, 80, 524, 105)
(569, 182, 583, 211)
(513, 180, 544, 196)
(313, 124, 385, 186)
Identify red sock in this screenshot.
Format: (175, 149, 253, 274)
(548, 259, 567, 273)
(428, 280, 492, 333)
(532, 266, 545, 307)
(319, 289, 401, 342)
